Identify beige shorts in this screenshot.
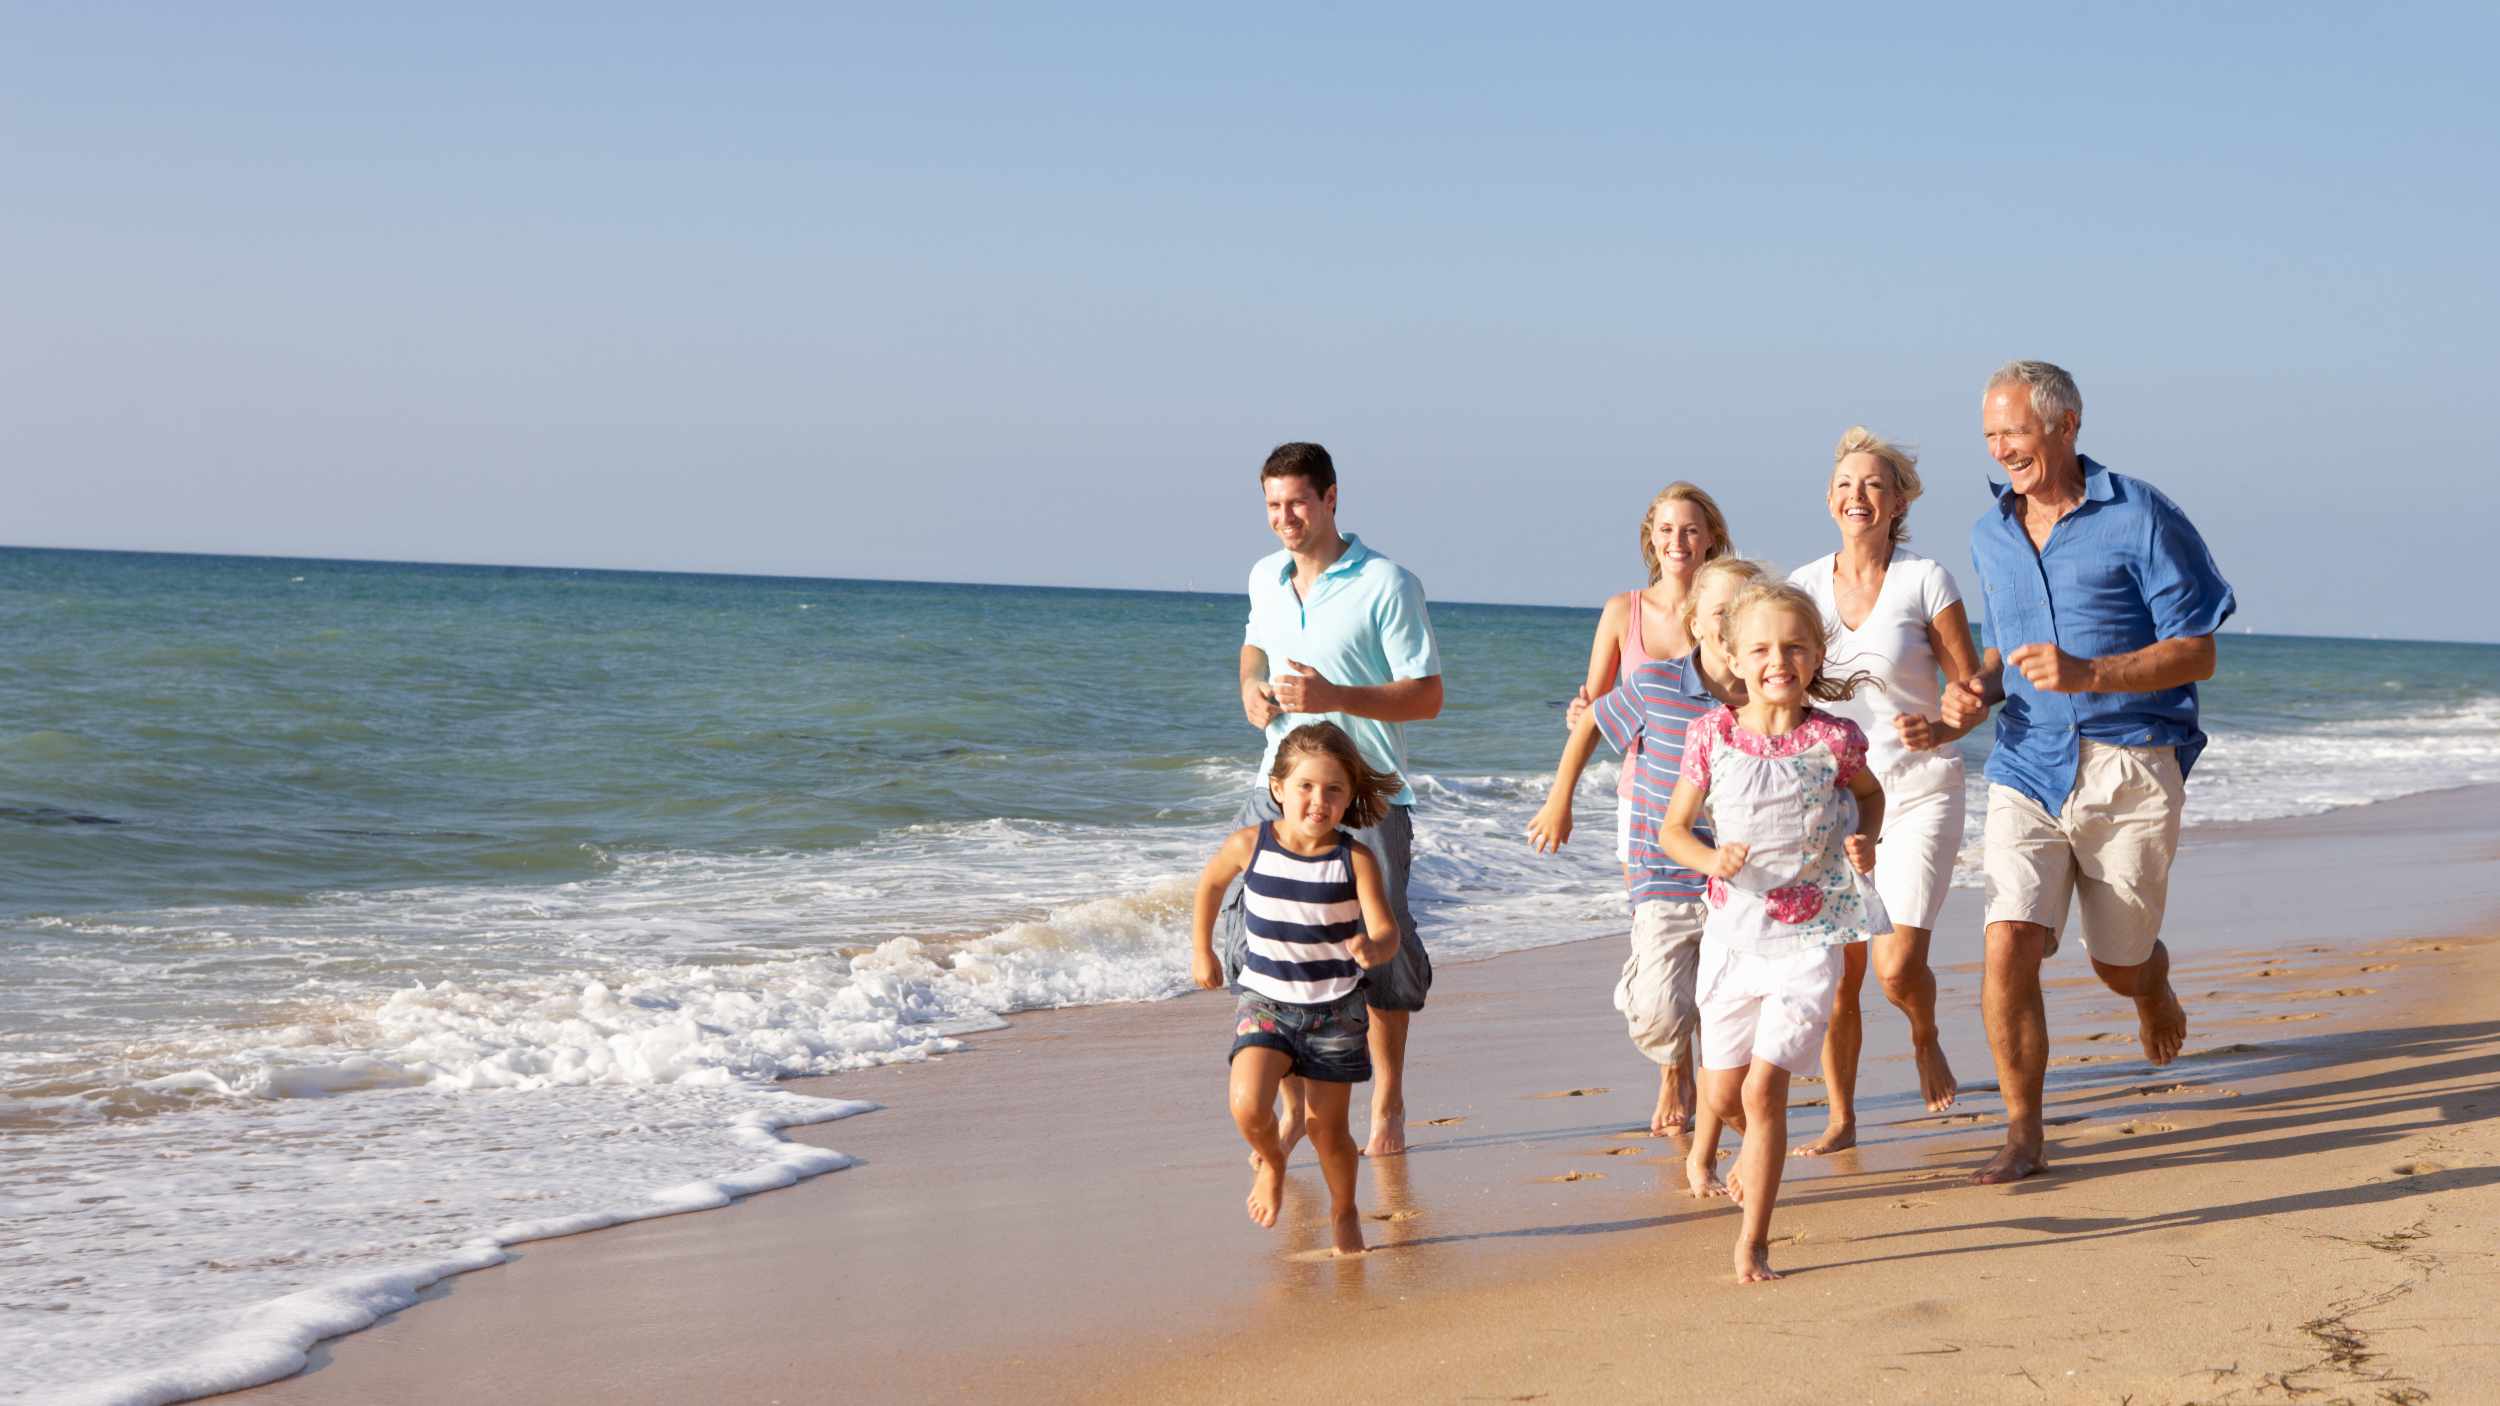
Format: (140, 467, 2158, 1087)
(1615, 898, 1704, 1065)
(1983, 741, 2185, 966)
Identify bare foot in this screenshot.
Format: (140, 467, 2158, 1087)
(1330, 1208, 1366, 1255)
(1790, 1121, 1857, 1157)
(1912, 1039, 1959, 1111)
(1734, 1241, 1782, 1284)
(1363, 1104, 1407, 1158)
(1970, 1139, 2045, 1186)
(2137, 983, 2188, 1067)
(1725, 1166, 1746, 1206)
(1685, 1150, 1727, 1198)
(1651, 1064, 1695, 1135)
(1246, 1157, 1284, 1228)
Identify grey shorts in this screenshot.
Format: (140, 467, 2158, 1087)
(1223, 789, 1431, 1012)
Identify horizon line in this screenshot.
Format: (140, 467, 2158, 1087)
(7, 541, 2494, 650)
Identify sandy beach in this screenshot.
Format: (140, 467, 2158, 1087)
(221, 783, 2500, 1405)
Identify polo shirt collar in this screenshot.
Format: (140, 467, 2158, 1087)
(1273, 532, 1372, 581)
(1988, 455, 2114, 512)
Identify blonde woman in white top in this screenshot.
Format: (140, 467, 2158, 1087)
(1783, 427, 1984, 1152)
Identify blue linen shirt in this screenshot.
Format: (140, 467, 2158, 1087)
(1970, 455, 2237, 812)
(1244, 534, 1441, 807)
(1590, 650, 1716, 904)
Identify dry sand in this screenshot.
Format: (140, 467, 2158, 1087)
(224, 785, 2500, 1405)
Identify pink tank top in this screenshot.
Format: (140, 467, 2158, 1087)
(1614, 590, 1670, 797)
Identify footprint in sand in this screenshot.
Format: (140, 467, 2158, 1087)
(1791, 1097, 1828, 1108)
(1889, 1199, 1935, 1210)
(1538, 1170, 1605, 1183)
(2080, 1031, 2127, 1042)
(1364, 1207, 1422, 1222)
(2189, 1043, 2269, 1058)
(2391, 1161, 2448, 1176)
(1598, 1147, 1643, 1157)
(2255, 1012, 2324, 1023)
(1766, 1231, 1808, 1247)
(2047, 1053, 2128, 1067)
(1532, 1088, 1610, 1099)
(1921, 1112, 1985, 1125)
(1287, 1246, 1373, 1262)
(2129, 1082, 2196, 1096)
(2041, 1115, 2086, 1127)
(2360, 964, 2396, 973)
(2114, 1121, 2178, 1136)
(1423, 1116, 1466, 1127)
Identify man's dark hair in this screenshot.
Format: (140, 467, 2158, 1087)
(1259, 442, 1336, 494)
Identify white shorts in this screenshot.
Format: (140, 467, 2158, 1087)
(1870, 777, 1966, 934)
(1983, 741, 2184, 966)
(1697, 941, 1846, 1075)
(1614, 794, 1633, 865)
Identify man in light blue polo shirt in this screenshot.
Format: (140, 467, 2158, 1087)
(1232, 441, 1442, 1159)
(1942, 360, 2236, 1186)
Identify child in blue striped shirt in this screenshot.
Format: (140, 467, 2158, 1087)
(1191, 723, 1403, 1255)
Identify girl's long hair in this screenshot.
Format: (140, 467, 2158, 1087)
(1269, 722, 1403, 830)
(1722, 581, 1877, 703)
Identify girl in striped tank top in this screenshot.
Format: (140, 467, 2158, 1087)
(1191, 723, 1402, 1255)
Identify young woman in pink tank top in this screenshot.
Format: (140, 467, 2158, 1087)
(1567, 483, 1736, 875)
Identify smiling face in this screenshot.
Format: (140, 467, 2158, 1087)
(1732, 599, 1822, 707)
(1646, 499, 1717, 583)
(1828, 451, 1899, 543)
(1270, 752, 1354, 840)
(1981, 383, 2081, 498)
(1264, 473, 1338, 554)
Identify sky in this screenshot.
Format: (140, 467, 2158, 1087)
(6, 5, 2496, 641)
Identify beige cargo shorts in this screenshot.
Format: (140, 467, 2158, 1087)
(1983, 740, 2185, 966)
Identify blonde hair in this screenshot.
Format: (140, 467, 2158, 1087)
(1268, 722, 1403, 830)
(1638, 482, 1733, 584)
(1722, 581, 1875, 703)
(1678, 555, 1768, 648)
(1833, 426, 1924, 546)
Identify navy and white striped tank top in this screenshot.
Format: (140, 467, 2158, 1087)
(1239, 822, 1366, 1005)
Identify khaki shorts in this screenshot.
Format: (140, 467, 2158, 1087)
(1983, 741, 2185, 966)
(1615, 898, 1704, 1065)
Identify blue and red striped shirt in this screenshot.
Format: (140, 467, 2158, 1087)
(1591, 650, 1717, 904)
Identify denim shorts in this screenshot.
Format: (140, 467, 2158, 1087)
(1229, 988, 1373, 1084)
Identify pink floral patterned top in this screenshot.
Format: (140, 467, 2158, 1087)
(1684, 706, 1888, 954)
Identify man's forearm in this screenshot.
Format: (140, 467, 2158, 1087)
(1238, 645, 1268, 687)
(1329, 675, 1444, 723)
(2086, 636, 2216, 694)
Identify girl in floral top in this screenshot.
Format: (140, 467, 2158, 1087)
(1659, 581, 1887, 1284)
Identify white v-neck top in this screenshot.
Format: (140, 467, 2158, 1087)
(1789, 548, 1965, 794)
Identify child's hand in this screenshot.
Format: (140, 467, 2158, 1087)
(1564, 685, 1591, 732)
(1708, 842, 1749, 878)
(1525, 795, 1574, 854)
(1190, 947, 1223, 991)
(1845, 834, 1877, 876)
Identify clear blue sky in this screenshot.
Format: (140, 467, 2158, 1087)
(8, 5, 2495, 640)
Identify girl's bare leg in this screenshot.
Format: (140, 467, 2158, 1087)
(1687, 1065, 1745, 1198)
(1250, 1075, 1310, 1168)
(1794, 942, 1865, 1155)
(1735, 1060, 1791, 1282)
(1875, 924, 1958, 1111)
(1303, 1079, 1365, 1254)
(1228, 1048, 1293, 1228)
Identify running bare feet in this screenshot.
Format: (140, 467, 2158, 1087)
(1970, 1137, 2045, 1185)
(1246, 1156, 1285, 1228)
(1789, 1120, 1856, 1157)
(1685, 1146, 1727, 1198)
(2135, 945, 2188, 1066)
(1651, 1061, 1695, 1136)
(1363, 1101, 1407, 1158)
(1329, 1207, 1366, 1256)
(1725, 1165, 1746, 1206)
(1913, 1038, 1959, 1111)
(1734, 1240, 1782, 1284)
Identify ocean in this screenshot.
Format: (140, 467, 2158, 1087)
(6, 546, 2499, 1404)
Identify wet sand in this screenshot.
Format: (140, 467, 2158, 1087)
(225, 784, 2500, 1404)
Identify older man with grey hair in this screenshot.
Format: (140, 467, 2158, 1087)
(1942, 360, 2237, 1184)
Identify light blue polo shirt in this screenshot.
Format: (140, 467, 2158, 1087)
(1970, 455, 2236, 813)
(1244, 533, 1441, 807)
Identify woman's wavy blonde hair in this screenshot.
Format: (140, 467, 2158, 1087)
(1832, 426, 1923, 546)
(1638, 482, 1733, 584)
(1722, 581, 1875, 703)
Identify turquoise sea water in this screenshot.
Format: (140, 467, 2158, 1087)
(5, 545, 2500, 1403)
